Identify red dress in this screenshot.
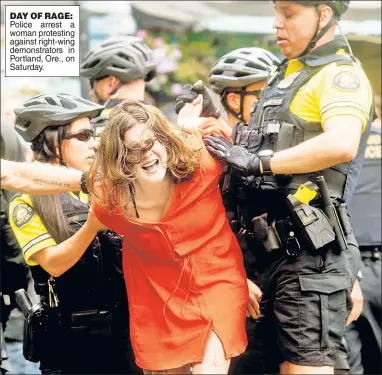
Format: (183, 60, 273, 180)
(93, 134, 248, 371)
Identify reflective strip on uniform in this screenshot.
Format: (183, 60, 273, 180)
(22, 233, 53, 254)
(320, 101, 370, 118)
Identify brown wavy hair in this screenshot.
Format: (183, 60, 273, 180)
(87, 99, 201, 213)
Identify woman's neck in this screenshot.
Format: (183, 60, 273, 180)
(134, 175, 172, 203)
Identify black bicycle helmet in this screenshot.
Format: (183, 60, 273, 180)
(14, 93, 104, 142)
(272, 1, 350, 18)
(80, 36, 157, 84)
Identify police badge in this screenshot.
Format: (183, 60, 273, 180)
(333, 71, 361, 91)
(13, 203, 35, 228)
(277, 71, 302, 89)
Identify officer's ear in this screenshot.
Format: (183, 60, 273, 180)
(104, 76, 121, 97)
(318, 4, 334, 30)
(226, 92, 241, 113)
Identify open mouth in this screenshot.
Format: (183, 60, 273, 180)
(142, 159, 159, 171)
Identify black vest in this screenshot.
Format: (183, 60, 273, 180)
(348, 125, 381, 246)
(31, 193, 125, 313)
(240, 39, 373, 204)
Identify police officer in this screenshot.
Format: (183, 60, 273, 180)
(345, 95, 381, 375)
(178, 1, 374, 373)
(80, 36, 157, 143)
(1, 119, 30, 374)
(209, 47, 280, 126)
(9, 93, 140, 374)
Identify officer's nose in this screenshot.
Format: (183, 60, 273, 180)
(273, 14, 284, 29)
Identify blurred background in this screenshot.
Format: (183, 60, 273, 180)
(1, 0, 381, 122)
(0, 2, 381, 374)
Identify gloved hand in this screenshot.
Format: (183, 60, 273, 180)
(175, 80, 221, 118)
(203, 134, 261, 176)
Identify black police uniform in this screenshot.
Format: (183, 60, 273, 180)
(228, 38, 374, 373)
(345, 123, 381, 375)
(12, 192, 140, 375)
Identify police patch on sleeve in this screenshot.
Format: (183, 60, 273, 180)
(333, 71, 361, 91)
(13, 203, 35, 228)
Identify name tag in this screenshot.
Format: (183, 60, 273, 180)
(263, 98, 284, 107)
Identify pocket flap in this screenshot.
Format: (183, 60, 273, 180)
(299, 274, 352, 294)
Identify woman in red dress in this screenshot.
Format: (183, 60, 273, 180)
(86, 97, 248, 374)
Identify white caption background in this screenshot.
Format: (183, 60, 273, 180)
(5, 5, 80, 77)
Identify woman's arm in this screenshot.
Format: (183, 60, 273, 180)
(1, 159, 82, 194)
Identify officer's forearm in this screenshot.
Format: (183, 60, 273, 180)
(270, 131, 355, 175)
(1, 160, 82, 194)
(32, 222, 98, 277)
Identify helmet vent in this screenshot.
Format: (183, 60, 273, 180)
(45, 97, 57, 106)
(213, 70, 224, 76)
(258, 57, 270, 66)
(23, 100, 42, 107)
(246, 62, 260, 69)
(234, 72, 249, 78)
(117, 52, 133, 62)
(224, 58, 237, 64)
(17, 118, 31, 128)
(132, 44, 147, 59)
(240, 51, 251, 55)
(86, 59, 101, 68)
(60, 99, 76, 110)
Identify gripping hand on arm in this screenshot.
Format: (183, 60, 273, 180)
(203, 135, 262, 176)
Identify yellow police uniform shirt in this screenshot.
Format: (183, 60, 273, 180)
(286, 49, 373, 131)
(9, 192, 89, 266)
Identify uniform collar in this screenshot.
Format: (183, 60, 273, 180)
(285, 37, 349, 77)
(298, 37, 349, 64)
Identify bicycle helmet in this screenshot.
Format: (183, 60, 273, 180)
(80, 36, 157, 84)
(14, 93, 104, 142)
(209, 47, 280, 96)
(272, 1, 350, 18)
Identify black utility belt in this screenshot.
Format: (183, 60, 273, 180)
(242, 215, 302, 257)
(245, 179, 353, 257)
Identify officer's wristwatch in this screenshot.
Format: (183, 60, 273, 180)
(258, 149, 274, 175)
(356, 270, 363, 282)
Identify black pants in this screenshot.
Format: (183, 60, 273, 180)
(344, 256, 381, 375)
(39, 300, 141, 375)
(230, 238, 354, 374)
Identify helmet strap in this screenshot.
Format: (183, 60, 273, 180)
(299, 6, 337, 58)
(222, 88, 247, 121)
(57, 126, 67, 167)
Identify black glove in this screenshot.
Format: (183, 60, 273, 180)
(203, 135, 261, 176)
(175, 80, 221, 118)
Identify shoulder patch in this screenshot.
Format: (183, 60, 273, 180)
(333, 71, 360, 91)
(13, 203, 35, 228)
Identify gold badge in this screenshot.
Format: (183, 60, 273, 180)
(277, 71, 302, 89)
(13, 203, 35, 228)
(333, 71, 360, 91)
